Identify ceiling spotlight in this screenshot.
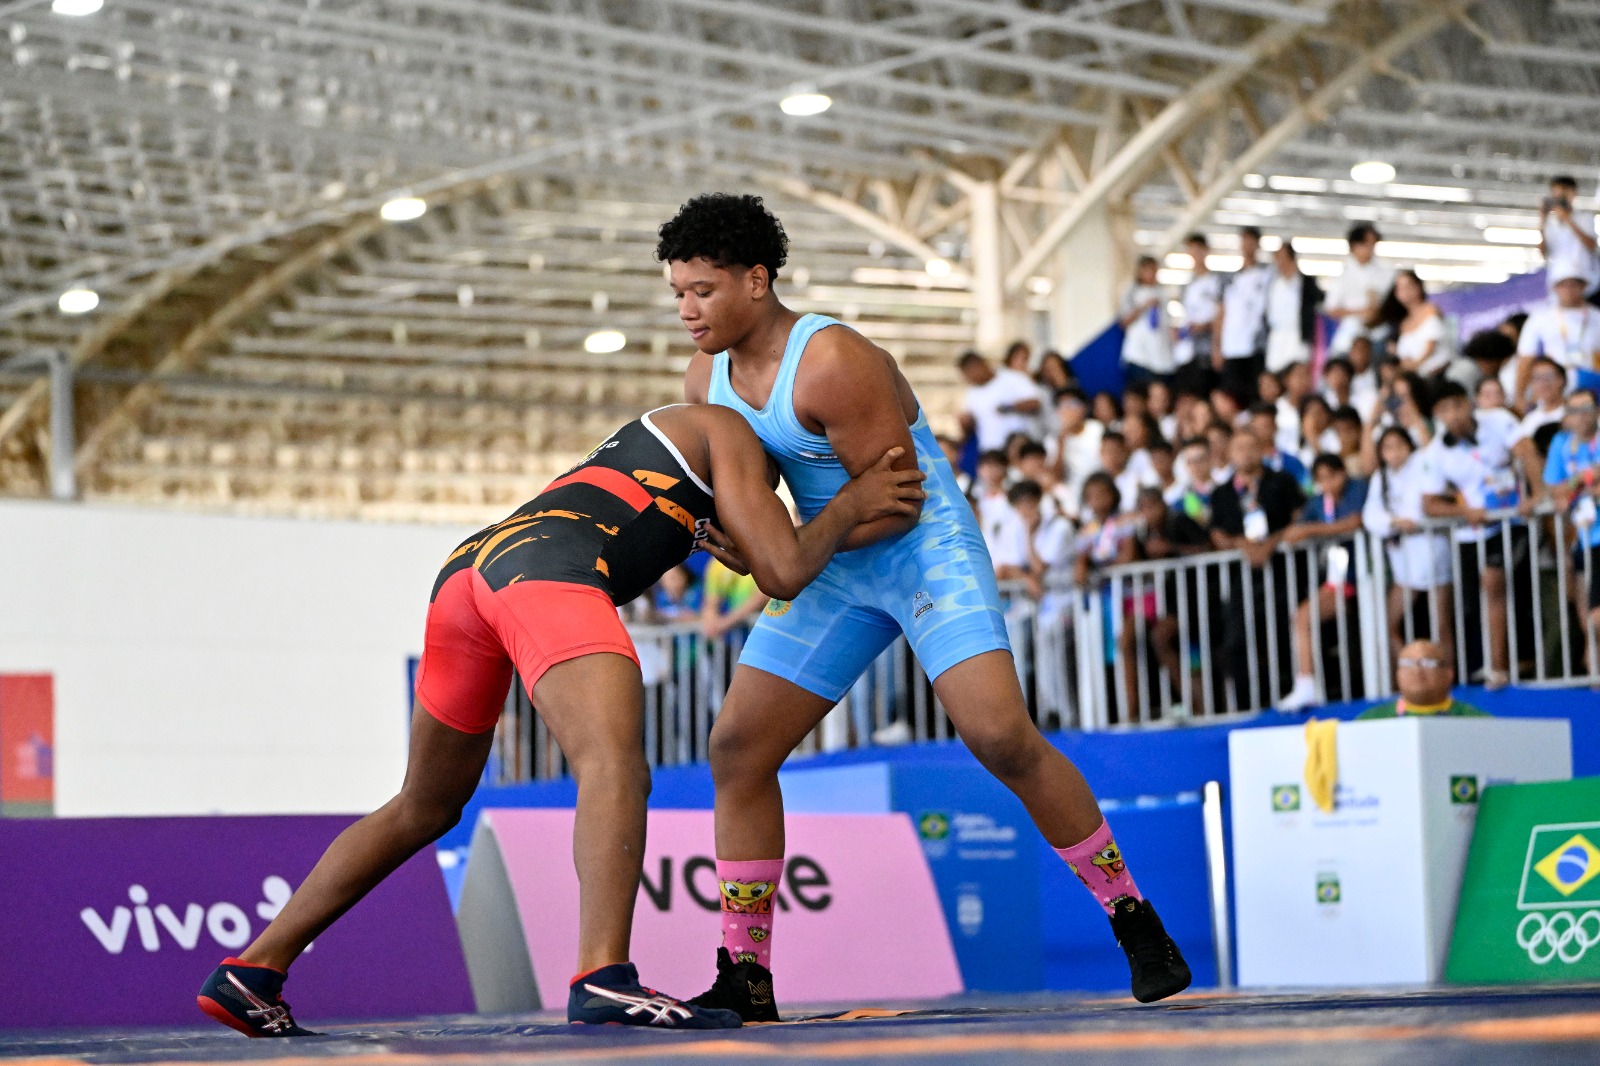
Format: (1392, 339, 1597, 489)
(58, 288, 99, 314)
(1483, 226, 1542, 246)
(51, 0, 104, 15)
(1349, 161, 1396, 185)
(925, 258, 952, 278)
(583, 330, 626, 355)
(379, 196, 427, 222)
(779, 92, 833, 117)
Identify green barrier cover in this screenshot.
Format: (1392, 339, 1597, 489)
(1446, 776, 1600, 983)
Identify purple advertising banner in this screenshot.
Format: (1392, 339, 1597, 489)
(0, 816, 474, 1030)
(1433, 268, 1550, 343)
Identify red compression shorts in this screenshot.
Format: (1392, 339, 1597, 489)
(414, 570, 638, 734)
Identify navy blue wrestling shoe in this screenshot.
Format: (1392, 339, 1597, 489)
(1109, 897, 1192, 1003)
(197, 957, 317, 1037)
(568, 962, 742, 1029)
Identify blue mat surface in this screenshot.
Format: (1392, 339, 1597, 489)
(5, 986, 1598, 1066)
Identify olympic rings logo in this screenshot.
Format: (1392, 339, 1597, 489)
(1516, 910, 1600, 965)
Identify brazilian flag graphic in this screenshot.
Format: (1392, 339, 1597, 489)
(1523, 827, 1600, 907)
(1447, 778, 1600, 984)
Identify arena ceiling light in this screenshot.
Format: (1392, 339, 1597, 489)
(57, 288, 99, 314)
(924, 258, 952, 278)
(51, 0, 103, 14)
(779, 92, 833, 117)
(1349, 160, 1397, 185)
(583, 330, 626, 354)
(379, 196, 427, 222)
(1484, 226, 1542, 246)
(1266, 175, 1329, 193)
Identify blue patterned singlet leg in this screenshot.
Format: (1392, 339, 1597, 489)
(706, 313, 1010, 702)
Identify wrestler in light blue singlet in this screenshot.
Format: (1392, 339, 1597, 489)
(706, 313, 1010, 701)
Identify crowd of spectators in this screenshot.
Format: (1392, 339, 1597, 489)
(622, 176, 1600, 731)
(956, 175, 1600, 718)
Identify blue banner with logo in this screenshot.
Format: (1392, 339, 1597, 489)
(779, 760, 1042, 992)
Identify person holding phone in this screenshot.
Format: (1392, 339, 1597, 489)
(1540, 176, 1599, 304)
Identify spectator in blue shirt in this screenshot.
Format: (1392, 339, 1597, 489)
(1247, 401, 1308, 488)
(1278, 454, 1371, 710)
(1544, 388, 1600, 666)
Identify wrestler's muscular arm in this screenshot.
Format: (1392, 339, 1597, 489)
(792, 327, 925, 551)
(694, 406, 923, 600)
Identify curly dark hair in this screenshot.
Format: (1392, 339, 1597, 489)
(656, 193, 788, 280)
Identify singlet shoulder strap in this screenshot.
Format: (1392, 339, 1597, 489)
(770, 314, 840, 449)
(640, 406, 714, 497)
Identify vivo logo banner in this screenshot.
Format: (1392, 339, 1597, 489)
(0, 817, 474, 1029)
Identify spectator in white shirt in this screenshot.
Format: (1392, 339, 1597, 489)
(1514, 274, 1600, 400)
(1015, 439, 1073, 521)
(999, 339, 1056, 440)
(1363, 426, 1453, 668)
(1175, 233, 1223, 400)
(1036, 350, 1072, 393)
(1422, 382, 1525, 688)
(1149, 439, 1180, 505)
(1206, 421, 1235, 485)
(1215, 225, 1273, 406)
(1513, 356, 1570, 503)
(1383, 269, 1451, 378)
(1276, 361, 1315, 458)
(1033, 350, 1073, 438)
(1119, 256, 1175, 385)
(1347, 335, 1381, 421)
(1325, 224, 1394, 357)
(1100, 431, 1153, 514)
(1124, 411, 1164, 476)
(1003, 340, 1032, 374)
(1540, 176, 1599, 300)
(1072, 473, 1132, 589)
(1092, 391, 1123, 431)
(1048, 387, 1104, 515)
(1460, 330, 1516, 410)
(1013, 479, 1075, 588)
(1296, 395, 1339, 474)
(973, 449, 1014, 549)
(1322, 356, 1354, 411)
(958, 350, 1043, 452)
(1149, 386, 1179, 452)
(1476, 376, 1508, 414)
(1264, 244, 1323, 374)
(990, 480, 1041, 597)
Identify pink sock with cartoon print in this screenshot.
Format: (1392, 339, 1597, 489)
(715, 858, 782, 967)
(1053, 819, 1142, 915)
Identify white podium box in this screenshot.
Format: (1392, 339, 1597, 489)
(1230, 717, 1571, 988)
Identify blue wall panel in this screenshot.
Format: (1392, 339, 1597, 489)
(437, 687, 1600, 988)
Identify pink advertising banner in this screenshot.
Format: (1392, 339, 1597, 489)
(481, 809, 962, 1006)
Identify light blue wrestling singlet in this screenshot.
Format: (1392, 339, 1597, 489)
(707, 313, 1010, 701)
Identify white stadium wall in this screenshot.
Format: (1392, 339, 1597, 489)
(0, 500, 476, 817)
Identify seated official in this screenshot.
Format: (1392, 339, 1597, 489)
(1357, 640, 1488, 719)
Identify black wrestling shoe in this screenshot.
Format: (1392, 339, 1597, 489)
(568, 962, 741, 1029)
(1109, 897, 1192, 1003)
(689, 947, 781, 1023)
(197, 958, 317, 1037)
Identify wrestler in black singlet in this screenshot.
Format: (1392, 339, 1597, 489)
(432, 410, 719, 606)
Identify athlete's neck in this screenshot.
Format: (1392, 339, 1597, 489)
(726, 303, 802, 368)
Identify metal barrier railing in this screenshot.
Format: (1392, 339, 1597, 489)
(486, 506, 1600, 784)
